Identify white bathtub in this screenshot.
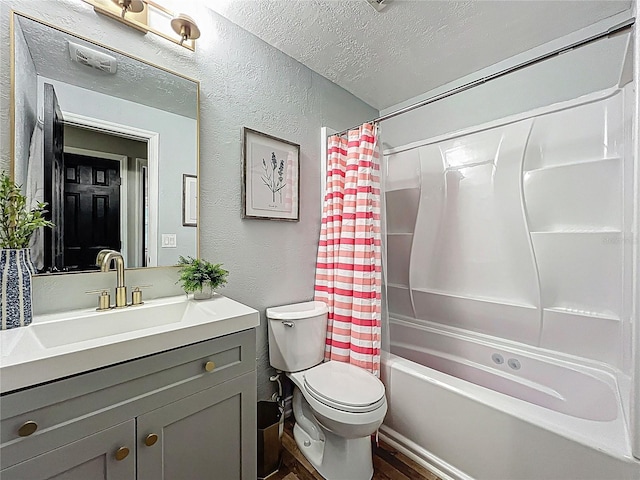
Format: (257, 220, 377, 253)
(380, 319, 640, 480)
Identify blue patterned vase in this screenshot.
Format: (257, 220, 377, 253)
(0, 249, 37, 330)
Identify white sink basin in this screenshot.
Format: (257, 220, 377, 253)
(31, 301, 187, 348)
(0, 294, 259, 394)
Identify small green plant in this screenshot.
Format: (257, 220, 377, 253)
(0, 172, 54, 249)
(176, 256, 229, 294)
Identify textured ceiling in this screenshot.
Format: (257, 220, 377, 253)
(16, 14, 197, 119)
(208, 0, 632, 110)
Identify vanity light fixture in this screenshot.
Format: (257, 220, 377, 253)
(111, 0, 144, 19)
(170, 14, 201, 46)
(84, 0, 201, 51)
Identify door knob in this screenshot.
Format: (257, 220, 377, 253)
(145, 433, 159, 447)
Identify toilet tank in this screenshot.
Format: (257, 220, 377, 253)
(266, 301, 328, 372)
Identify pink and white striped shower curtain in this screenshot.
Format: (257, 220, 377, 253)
(314, 123, 382, 377)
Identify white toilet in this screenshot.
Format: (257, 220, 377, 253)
(266, 301, 387, 480)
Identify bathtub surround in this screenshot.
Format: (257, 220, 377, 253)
(384, 86, 632, 365)
(314, 124, 383, 376)
(378, 15, 640, 479)
(0, 0, 377, 400)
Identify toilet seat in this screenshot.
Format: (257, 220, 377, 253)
(303, 361, 386, 413)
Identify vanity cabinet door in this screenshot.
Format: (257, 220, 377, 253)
(137, 371, 257, 480)
(0, 420, 135, 480)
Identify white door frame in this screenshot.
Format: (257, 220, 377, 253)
(133, 157, 148, 267)
(62, 112, 160, 267)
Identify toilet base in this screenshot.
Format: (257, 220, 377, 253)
(293, 422, 374, 480)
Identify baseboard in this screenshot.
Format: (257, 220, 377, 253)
(378, 425, 472, 480)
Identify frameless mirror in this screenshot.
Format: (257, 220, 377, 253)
(11, 12, 199, 274)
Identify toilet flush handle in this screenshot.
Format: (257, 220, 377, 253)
(282, 321, 295, 328)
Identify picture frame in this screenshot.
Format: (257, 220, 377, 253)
(182, 174, 197, 227)
(242, 128, 300, 221)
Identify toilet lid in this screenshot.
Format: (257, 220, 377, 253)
(303, 361, 385, 413)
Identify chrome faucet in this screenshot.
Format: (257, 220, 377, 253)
(97, 249, 127, 308)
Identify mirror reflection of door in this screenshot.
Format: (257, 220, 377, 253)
(43, 83, 65, 271)
(63, 128, 149, 272)
(63, 154, 121, 271)
(42, 82, 149, 272)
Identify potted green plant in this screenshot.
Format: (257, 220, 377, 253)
(0, 172, 54, 329)
(176, 256, 229, 299)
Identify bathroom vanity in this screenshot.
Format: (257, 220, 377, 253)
(0, 295, 259, 480)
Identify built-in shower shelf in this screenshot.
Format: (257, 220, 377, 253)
(524, 156, 622, 174)
(386, 185, 421, 193)
(387, 282, 410, 290)
(544, 307, 620, 322)
(411, 288, 540, 344)
(530, 230, 623, 234)
(411, 287, 537, 310)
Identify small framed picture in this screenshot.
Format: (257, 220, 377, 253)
(182, 174, 197, 227)
(242, 128, 300, 221)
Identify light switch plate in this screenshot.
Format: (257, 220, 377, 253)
(161, 234, 177, 248)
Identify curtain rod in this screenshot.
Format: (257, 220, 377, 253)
(332, 18, 635, 138)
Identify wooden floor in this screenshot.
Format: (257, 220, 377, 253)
(266, 420, 442, 480)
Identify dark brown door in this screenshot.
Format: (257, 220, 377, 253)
(43, 83, 65, 271)
(63, 154, 121, 271)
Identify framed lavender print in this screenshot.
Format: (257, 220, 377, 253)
(242, 128, 300, 221)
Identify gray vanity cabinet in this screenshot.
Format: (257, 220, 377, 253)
(137, 372, 255, 480)
(0, 329, 257, 480)
(0, 420, 136, 480)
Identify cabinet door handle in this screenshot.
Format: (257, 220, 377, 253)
(18, 421, 38, 437)
(114, 446, 130, 461)
(204, 361, 215, 372)
(145, 433, 159, 447)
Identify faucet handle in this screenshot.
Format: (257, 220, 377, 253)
(86, 289, 111, 311)
(131, 285, 152, 306)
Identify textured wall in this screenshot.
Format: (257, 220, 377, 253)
(12, 14, 36, 187)
(0, 0, 378, 400)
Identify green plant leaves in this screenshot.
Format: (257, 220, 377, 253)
(0, 173, 54, 249)
(176, 255, 229, 293)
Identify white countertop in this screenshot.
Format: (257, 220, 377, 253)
(0, 294, 259, 394)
